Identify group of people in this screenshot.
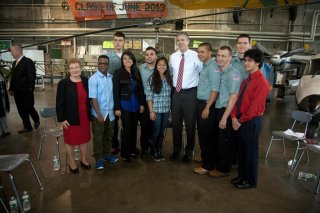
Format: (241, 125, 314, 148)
(191, 34, 270, 190)
(5, 31, 270, 190)
(56, 31, 173, 172)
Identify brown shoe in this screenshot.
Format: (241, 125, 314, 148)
(193, 167, 209, 175)
(209, 170, 229, 178)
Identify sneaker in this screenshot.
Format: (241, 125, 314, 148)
(158, 154, 165, 161)
(151, 153, 161, 162)
(104, 154, 119, 163)
(95, 160, 104, 170)
(193, 167, 209, 175)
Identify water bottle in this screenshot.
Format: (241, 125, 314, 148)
(53, 155, 60, 171)
(9, 196, 18, 213)
(22, 190, 31, 211)
(287, 159, 296, 167)
(298, 172, 317, 181)
(73, 147, 80, 161)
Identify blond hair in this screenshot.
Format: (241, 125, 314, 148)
(68, 58, 81, 67)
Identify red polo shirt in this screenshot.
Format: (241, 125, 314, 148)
(231, 70, 270, 123)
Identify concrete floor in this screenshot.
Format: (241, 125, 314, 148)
(1, 84, 320, 213)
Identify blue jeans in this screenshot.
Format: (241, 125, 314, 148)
(150, 112, 169, 146)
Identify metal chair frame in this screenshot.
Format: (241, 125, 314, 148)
(38, 107, 63, 164)
(0, 154, 44, 213)
(265, 110, 313, 174)
(0, 185, 9, 213)
(292, 143, 320, 194)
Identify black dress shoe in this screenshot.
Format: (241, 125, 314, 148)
(1, 132, 10, 138)
(69, 165, 79, 174)
(182, 155, 192, 163)
(122, 157, 131, 163)
(34, 121, 40, 129)
(231, 177, 243, 185)
(17, 128, 32, 134)
(130, 153, 137, 159)
(170, 152, 179, 161)
(235, 180, 256, 189)
(80, 161, 91, 170)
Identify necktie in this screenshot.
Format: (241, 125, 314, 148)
(176, 53, 184, 92)
(236, 75, 251, 119)
(15, 59, 19, 67)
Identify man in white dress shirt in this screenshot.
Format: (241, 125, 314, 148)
(169, 32, 202, 162)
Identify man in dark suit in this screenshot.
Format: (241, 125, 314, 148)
(9, 44, 40, 133)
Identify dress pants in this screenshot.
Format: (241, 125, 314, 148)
(0, 96, 9, 135)
(237, 116, 262, 185)
(216, 108, 235, 173)
(196, 100, 218, 170)
(14, 91, 39, 130)
(138, 102, 152, 151)
(111, 116, 120, 149)
(172, 87, 197, 157)
(120, 109, 139, 159)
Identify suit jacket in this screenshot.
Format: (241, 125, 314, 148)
(9, 56, 36, 93)
(56, 76, 91, 125)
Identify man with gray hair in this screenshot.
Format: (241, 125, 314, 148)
(9, 44, 40, 133)
(169, 32, 202, 162)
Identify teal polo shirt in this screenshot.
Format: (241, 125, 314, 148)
(197, 58, 221, 101)
(232, 57, 248, 79)
(106, 50, 121, 76)
(215, 64, 242, 109)
(139, 63, 154, 95)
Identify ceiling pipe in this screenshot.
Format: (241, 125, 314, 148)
(0, 11, 318, 44)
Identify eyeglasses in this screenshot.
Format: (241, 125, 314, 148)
(98, 63, 109, 65)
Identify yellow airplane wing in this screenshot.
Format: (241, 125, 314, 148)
(169, 0, 306, 10)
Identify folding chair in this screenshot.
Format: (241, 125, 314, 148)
(38, 107, 63, 163)
(0, 185, 9, 213)
(0, 154, 44, 212)
(265, 110, 313, 174)
(291, 142, 320, 194)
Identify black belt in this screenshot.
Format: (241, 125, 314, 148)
(197, 99, 207, 103)
(174, 86, 197, 92)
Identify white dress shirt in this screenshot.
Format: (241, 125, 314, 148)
(169, 49, 202, 89)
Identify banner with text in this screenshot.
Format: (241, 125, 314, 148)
(69, 0, 167, 21)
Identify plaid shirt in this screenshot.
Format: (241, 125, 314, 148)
(146, 79, 171, 113)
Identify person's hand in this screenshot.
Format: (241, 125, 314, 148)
(150, 111, 156, 121)
(97, 114, 104, 124)
(115, 110, 121, 117)
(219, 118, 227, 129)
(232, 117, 241, 130)
(201, 108, 209, 119)
(61, 120, 70, 130)
(140, 105, 145, 113)
(9, 90, 13, 96)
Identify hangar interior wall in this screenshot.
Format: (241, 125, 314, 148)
(0, 0, 320, 62)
